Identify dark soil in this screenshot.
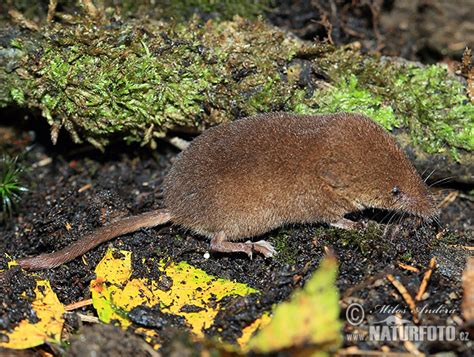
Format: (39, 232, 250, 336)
(268, 0, 474, 63)
(68, 324, 152, 357)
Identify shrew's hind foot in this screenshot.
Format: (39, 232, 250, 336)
(246, 240, 277, 258)
(210, 232, 276, 258)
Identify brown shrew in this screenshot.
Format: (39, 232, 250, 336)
(17, 112, 438, 270)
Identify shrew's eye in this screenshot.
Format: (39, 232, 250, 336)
(392, 186, 400, 195)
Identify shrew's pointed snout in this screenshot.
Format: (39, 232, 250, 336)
(411, 193, 439, 220)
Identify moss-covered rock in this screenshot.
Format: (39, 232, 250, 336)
(1, 16, 305, 148)
(0, 0, 272, 23)
(308, 49, 473, 161)
(0, 15, 472, 172)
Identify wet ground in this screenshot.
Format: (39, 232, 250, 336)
(0, 109, 472, 355)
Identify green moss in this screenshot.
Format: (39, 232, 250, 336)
(14, 17, 301, 148)
(10, 39, 23, 50)
(334, 228, 372, 255)
(316, 222, 390, 257)
(312, 74, 399, 130)
(272, 230, 298, 265)
(391, 65, 474, 159)
(10, 88, 25, 105)
(29, 20, 223, 147)
(399, 252, 413, 263)
(174, 234, 184, 241)
(1, 16, 472, 159)
(310, 48, 473, 161)
(434, 231, 461, 245)
(158, 0, 272, 20)
(203, 17, 302, 119)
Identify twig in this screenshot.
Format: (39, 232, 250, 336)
(461, 48, 474, 103)
(461, 257, 474, 321)
(80, 0, 99, 19)
(78, 183, 92, 193)
(398, 263, 420, 273)
(8, 9, 40, 31)
(416, 257, 437, 301)
(437, 191, 459, 209)
(141, 342, 162, 357)
(167, 137, 190, 151)
(74, 312, 100, 323)
(65, 298, 93, 311)
(386, 274, 419, 324)
(315, 15, 334, 44)
(32, 157, 53, 168)
(47, 0, 58, 22)
(395, 315, 421, 355)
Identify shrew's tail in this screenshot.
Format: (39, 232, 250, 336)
(17, 209, 172, 271)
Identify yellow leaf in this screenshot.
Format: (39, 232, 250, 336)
(0, 280, 65, 349)
(237, 312, 271, 348)
(247, 256, 342, 353)
(91, 248, 258, 340)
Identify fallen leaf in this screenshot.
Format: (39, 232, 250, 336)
(91, 248, 259, 343)
(237, 312, 271, 348)
(246, 256, 342, 353)
(0, 280, 64, 349)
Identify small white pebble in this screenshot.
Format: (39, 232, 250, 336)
(33, 157, 52, 168)
(203, 252, 210, 259)
(169, 137, 190, 151)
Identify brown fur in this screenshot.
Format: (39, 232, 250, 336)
(16, 113, 438, 270)
(164, 112, 437, 240)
